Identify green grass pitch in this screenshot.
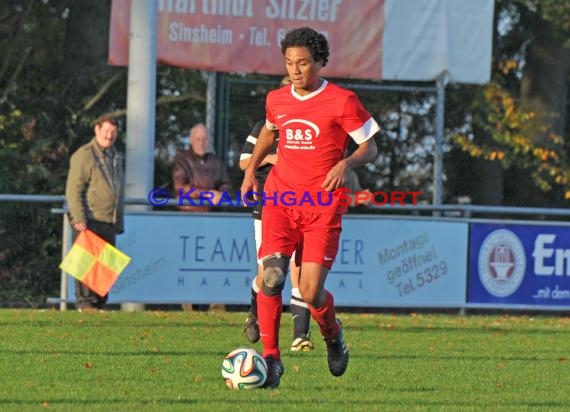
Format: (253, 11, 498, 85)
(1, 309, 569, 411)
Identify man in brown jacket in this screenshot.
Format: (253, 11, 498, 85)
(65, 116, 125, 311)
(172, 123, 231, 212)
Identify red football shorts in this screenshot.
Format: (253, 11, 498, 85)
(259, 207, 342, 269)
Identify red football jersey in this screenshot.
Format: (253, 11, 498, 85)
(263, 80, 380, 213)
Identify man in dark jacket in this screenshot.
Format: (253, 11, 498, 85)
(172, 122, 231, 212)
(65, 116, 125, 311)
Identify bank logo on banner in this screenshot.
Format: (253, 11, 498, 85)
(478, 229, 526, 297)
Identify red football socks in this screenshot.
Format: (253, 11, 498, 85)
(256, 291, 282, 359)
(309, 291, 339, 339)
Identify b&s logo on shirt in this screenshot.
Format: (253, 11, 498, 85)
(478, 229, 526, 297)
(282, 119, 320, 150)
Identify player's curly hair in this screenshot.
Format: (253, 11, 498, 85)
(280, 27, 329, 67)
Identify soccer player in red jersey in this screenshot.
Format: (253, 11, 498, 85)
(240, 114, 315, 352)
(240, 27, 379, 388)
(241, 76, 313, 353)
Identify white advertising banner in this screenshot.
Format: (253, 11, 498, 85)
(382, 0, 494, 84)
(67, 213, 469, 307)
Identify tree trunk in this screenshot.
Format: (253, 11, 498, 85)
(460, 3, 504, 207)
(518, 9, 570, 206)
(470, 158, 504, 205)
(520, 13, 570, 142)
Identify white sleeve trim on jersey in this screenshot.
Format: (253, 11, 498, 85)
(349, 117, 381, 144)
(240, 153, 252, 160)
(246, 135, 257, 145)
(266, 119, 278, 130)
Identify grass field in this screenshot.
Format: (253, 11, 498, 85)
(1, 309, 569, 411)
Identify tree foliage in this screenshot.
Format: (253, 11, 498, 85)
(450, 82, 568, 194)
(446, 0, 570, 205)
(0, 1, 208, 303)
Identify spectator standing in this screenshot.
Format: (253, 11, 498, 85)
(65, 116, 125, 312)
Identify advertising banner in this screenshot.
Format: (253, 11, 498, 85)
(329, 217, 468, 306)
(67, 213, 469, 307)
(382, 0, 494, 84)
(468, 223, 570, 307)
(109, 0, 494, 83)
(109, 0, 385, 80)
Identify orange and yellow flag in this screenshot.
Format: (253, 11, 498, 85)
(60, 229, 131, 297)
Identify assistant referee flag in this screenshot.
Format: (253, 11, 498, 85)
(60, 229, 131, 296)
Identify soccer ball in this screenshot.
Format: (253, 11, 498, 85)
(221, 348, 267, 390)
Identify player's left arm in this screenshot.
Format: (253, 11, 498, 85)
(321, 95, 380, 191)
(321, 137, 378, 191)
(345, 137, 378, 169)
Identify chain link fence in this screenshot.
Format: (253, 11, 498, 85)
(0, 199, 63, 305)
(217, 76, 440, 206)
(215, 75, 568, 209)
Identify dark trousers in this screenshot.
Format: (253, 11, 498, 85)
(72, 220, 117, 309)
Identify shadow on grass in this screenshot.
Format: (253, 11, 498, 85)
(0, 348, 230, 357)
(353, 324, 570, 336)
(0, 348, 561, 365)
(0, 398, 198, 407)
(1, 396, 566, 410)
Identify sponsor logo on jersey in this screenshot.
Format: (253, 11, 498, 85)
(281, 119, 320, 150)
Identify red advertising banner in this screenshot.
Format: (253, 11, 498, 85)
(109, 0, 384, 80)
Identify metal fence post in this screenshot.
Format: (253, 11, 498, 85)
(59, 213, 71, 311)
(433, 73, 448, 211)
(205, 71, 217, 153)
